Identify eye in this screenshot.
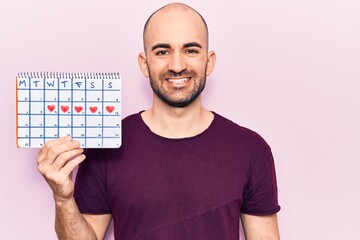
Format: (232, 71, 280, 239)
(185, 49, 199, 54)
(155, 50, 169, 56)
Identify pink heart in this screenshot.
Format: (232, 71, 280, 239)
(47, 105, 55, 112)
(89, 106, 98, 113)
(61, 105, 69, 113)
(74, 106, 83, 113)
(106, 106, 115, 113)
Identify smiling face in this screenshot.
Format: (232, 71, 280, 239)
(139, 4, 216, 108)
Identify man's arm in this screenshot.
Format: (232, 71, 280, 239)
(241, 213, 280, 240)
(83, 213, 112, 239)
(54, 197, 111, 240)
(36, 136, 111, 239)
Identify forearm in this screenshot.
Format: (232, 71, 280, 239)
(55, 196, 97, 240)
(241, 213, 280, 240)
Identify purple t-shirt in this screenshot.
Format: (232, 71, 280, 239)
(74, 112, 280, 240)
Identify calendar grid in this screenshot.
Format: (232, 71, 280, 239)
(84, 76, 88, 146)
(16, 72, 122, 148)
(42, 75, 46, 145)
(28, 76, 32, 147)
(101, 79, 104, 147)
(57, 78, 60, 141)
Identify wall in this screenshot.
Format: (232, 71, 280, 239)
(1, 0, 359, 239)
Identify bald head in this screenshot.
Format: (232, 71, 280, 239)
(143, 3, 209, 52)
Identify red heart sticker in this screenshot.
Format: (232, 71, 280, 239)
(89, 106, 98, 113)
(106, 106, 115, 113)
(61, 105, 69, 113)
(47, 105, 55, 112)
(74, 106, 83, 113)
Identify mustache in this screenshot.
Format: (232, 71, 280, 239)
(160, 70, 196, 79)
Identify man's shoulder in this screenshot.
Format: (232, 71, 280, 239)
(121, 111, 143, 129)
(213, 112, 259, 136)
(212, 112, 271, 150)
(122, 112, 141, 122)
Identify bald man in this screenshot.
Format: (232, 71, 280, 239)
(36, 3, 280, 240)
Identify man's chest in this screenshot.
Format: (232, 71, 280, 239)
(107, 147, 250, 220)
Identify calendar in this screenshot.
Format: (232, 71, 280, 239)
(16, 72, 121, 148)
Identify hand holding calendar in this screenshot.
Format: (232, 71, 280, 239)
(36, 136, 86, 202)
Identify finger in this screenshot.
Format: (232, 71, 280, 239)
(51, 147, 84, 171)
(37, 140, 82, 176)
(61, 153, 87, 176)
(42, 151, 85, 184)
(41, 140, 82, 166)
(36, 136, 72, 164)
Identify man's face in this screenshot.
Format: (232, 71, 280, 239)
(140, 6, 215, 108)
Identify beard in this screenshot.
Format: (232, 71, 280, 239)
(148, 68, 207, 108)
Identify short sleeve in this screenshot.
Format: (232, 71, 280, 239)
(74, 149, 111, 214)
(241, 142, 281, 215)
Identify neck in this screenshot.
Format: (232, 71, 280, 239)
(141, 95, 214, 138)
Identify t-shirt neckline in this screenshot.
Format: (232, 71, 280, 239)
(136, 110, 218, 142)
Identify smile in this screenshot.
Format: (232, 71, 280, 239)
(166, 77, 190, 84)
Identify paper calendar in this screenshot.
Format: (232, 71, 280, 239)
(16, 72, 122, 148)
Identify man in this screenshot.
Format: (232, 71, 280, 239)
(36, 3, 281, 240)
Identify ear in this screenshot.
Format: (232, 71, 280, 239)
(206, 50, 216, 76)
(138, 52, 149, 78)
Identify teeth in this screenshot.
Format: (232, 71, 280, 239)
(168, 78, 189, 84)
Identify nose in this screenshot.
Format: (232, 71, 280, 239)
(168, 52, 186, 74)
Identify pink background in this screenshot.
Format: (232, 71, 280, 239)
(1, 0, 359, 239)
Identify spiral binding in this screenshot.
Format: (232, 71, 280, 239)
(17, 72, 121, 79)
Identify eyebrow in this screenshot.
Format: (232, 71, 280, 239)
(183, 42, 203, 49)
(151, 42, 203, 51)
(151, 43, 170, 51)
